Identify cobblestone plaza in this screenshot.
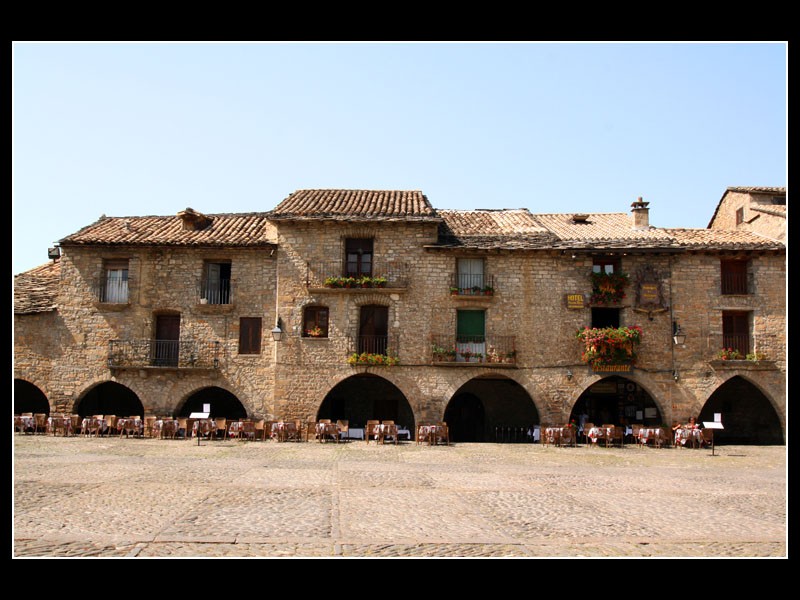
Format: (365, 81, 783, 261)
(12, 436, 787, 558)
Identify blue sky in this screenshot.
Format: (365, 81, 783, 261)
(12, 42, 786, 275)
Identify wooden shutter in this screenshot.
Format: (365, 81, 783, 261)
(239, 318, 262, 354)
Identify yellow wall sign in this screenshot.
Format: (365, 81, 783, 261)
(566, 294, 585, 309)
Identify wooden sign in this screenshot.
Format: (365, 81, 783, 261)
(566, 294, 585, 309)
(639, 283, 659, 305)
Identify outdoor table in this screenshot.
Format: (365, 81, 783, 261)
(47, 416, 72, 436)
(15, 416, 36, 433)
(156, 419, 179, 438)
(587, 426, 613, 445)
(116, 418, 142, 437)
(192, 419, 216, 438)
(638, 427, 667, 447)
(675, 426, 703, 448)
(315, 422, 340, 443)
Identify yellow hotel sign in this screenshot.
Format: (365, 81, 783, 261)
(566, 294, 585, 309)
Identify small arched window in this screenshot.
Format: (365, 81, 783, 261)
(303, 306, 329, 338)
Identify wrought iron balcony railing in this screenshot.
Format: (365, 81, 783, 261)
(449, 273, 495, 295)
(721, 334, 751, 356)
(198, 279, 232, 305)
(108, 339, 221, 369)
(305, 261, 409, 288)
(346, 334, 401, 358)
(430, 334, 516, 364)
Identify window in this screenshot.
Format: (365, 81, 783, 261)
(592, 258, 619, 275)
(722, 311, 750, 356)
(457, 258, 485, 290)
(358, 305, 388, 354)
(721, 259, 748, 295)
(345, 239, 373, 278)
(101, 259, 129, 303)
(591, 308, 620, 329)
(771, 196, 786, 205)
(238, 317, 262, 354)
(303, 306, 329, 338)
(202, 261, 232, 304)
(735, 207, 744, 225)
(456, 309, 486, 361)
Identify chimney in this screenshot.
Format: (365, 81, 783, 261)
(631, 197, 650, 230)
(177, 207, 213, 231)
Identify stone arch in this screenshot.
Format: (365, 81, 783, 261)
(699, 375, 784, 445)
(568, 374, 665, 430)
(174, 385, 248, 419)
(74, 380, 145, 418)
(317, 373, 415, 433)
(444, 373, 539, 443)
(14, 379, 51, 415)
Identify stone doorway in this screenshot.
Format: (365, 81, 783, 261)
(570, 376, 663, 431)
(177, 386, 248, 419)
(75, 381, 144, 418)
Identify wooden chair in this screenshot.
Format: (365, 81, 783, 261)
(608, 425, 624, 448)
(381, 420, 397, 445)
(365, 420, 380, 444)
(560, 425, 576, 447)
(214, 417, 227, 440)
(141, 416, 155, 438)
(21, 412, 33, 417)
(176, 417, 188, 439)
(50, 415, 68, 437)
(70, 415, 81, 436)
(239, 420, 255, 441)
(432, 422, 449, 446)
(253, 419, 266, 441)
(701, 428, 714, 448)
(34, 413, 48, 434)
(336, 420, 349, 442)
(83, 417, 101, 437)
(416, 424, 430, 445)
(540, 424, 553, 446)
(305, 420, 318, 442)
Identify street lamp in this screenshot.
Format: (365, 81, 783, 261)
(271, 319, 284, 342)
(673, 324, 686, 346)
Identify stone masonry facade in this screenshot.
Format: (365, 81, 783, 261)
(14, 189, 786, 442)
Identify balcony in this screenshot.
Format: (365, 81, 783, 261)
(449, 274, 495, 297)
(721, 334, 751, 357)
(108, 339, 222, 372)
(430, 335, 517, 366)
(306, 261, 409, 291)
(346, 334, 401, 365)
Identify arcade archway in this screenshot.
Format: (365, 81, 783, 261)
(699, 376, 783, 445)
(318, 374, 415, 431)
(14, 379, 50, 415)
(177, 387, 248, 419)
(570, 376, 662, 428)
(76, 381, 144, 418)
(444, 375, 538, 443)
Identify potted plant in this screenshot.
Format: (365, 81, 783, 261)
(482, 285, 494, 296)
(471, 285, 482, 295)
(474, 352, 484, 363)
(575, 325, 642, 368)
(373, 276, 387, 288)
(450, 286, 460, 295)
(746, 351, 767, 361)
(461, 349, 473, 362)
(589, 271, 630, 305)
(445, 348, 457, 361)
(432, 345, 447, 362)
(717, 348, 744, 360)
(306, 326, 324, 338)
(504, 350, 517, 363)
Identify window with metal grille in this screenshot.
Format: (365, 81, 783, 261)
(722, 311, 750, 356)
(721, 259, 748, 295)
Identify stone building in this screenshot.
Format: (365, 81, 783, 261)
(13, 189, 786, 444)
(708, 186, 786, 242)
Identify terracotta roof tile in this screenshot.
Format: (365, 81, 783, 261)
(663, 228, 785, 250)
(14, 261, 60, 314)
(58, 212, 277, 247)
(436, 209, 555, 249)
(267, 189, 440, 222)
(726, 186, 786, 195)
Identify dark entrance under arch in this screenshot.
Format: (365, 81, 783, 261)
(699, 376, 783, 445)
(445, 376, 538, 443)
(178, 387, 247, 419)
(570, 376, 662, 428)
(76, 382, 144, 418)
(318, 374, 414, 431)
(14, 380, 50, 415)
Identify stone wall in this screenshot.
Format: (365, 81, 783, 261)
(711, 190, 786, 241)
(14, 221, 786, 438)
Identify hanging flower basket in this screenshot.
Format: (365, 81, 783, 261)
(575, 325, 642, 367)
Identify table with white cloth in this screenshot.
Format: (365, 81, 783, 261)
(674, 426, 703, 447)
(155, 419, 179, 438)
(417, 424, 447, 446)
(368, 423, 398, 444)
(586, 426, 614, 445)
(15, 416, 36, 433)
(638, 427, 667, 446)
(81, 417, 106, 436)
(271, 421, 299, 441)
(345, 427, 365, 440)
(116, 418, 142, 437)
(192, 419, 216, 438)
(47, 416, 73, 436)
(315, 422, 340, 442)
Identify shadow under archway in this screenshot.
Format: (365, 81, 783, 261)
(318, 374, 415, 432)
(14, 380, 50, 415)
(177, 387, 248, 419)
(76, 381, 144, 418)
(445, 376, 538, 443)
(699, 376, 783, 445)
(570, 376, 663, 430)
